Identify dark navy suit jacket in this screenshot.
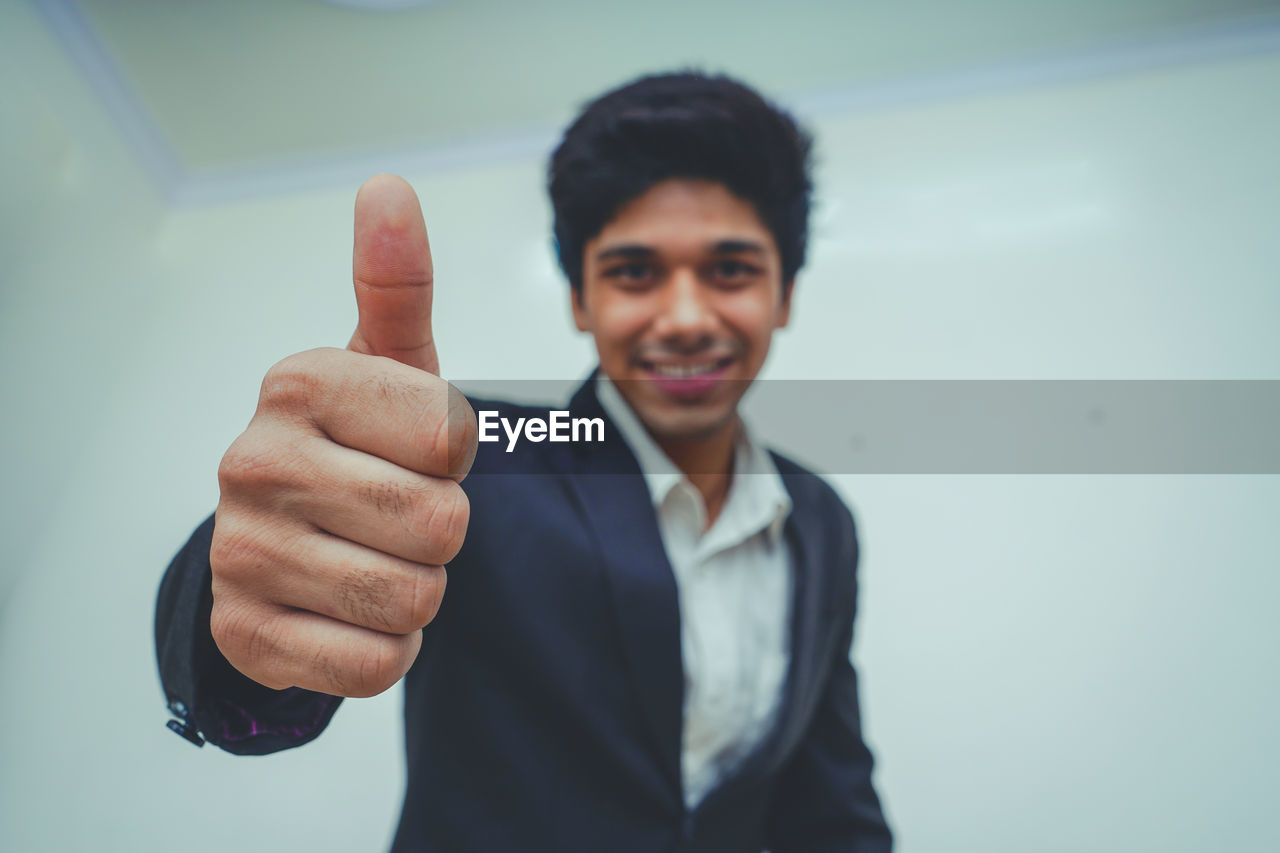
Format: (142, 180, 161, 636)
(155, 376, 892, 852)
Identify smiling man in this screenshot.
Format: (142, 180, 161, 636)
(574, 178, 792, 525)
(156, 71, 892, 852)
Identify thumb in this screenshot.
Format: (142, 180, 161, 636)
(347, 174, 439, 375)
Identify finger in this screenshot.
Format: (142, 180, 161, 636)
(212, 594, 423, 698)
(347, 174, 439, 375)
(255, 530, 448, 637)
(220, 416, 469, 564)
(210, 508, 448, 635)
(294, 437, 471, 566)
(257, 348, 477, 480)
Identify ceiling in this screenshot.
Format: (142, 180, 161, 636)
(34, 0, 1280, 202)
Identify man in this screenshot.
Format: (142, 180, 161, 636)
(156, 71, 892, 852)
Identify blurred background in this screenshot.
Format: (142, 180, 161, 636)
(2, 1, 1278, 850)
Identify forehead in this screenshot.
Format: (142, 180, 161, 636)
(590, 178, 775, 255)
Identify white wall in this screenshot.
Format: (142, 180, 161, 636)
(2, 1, 1277, 850)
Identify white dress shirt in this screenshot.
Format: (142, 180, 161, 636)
(596, 376, 794, 809)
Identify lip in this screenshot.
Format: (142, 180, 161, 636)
(638, 356, 734, 400)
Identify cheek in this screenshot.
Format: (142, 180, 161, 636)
(721, 294, 784, 344)
(590, 295, 653, 354)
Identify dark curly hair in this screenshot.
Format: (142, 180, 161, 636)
(548, 70, 814, 292)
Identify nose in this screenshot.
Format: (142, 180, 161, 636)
(653, 268, 717, 346)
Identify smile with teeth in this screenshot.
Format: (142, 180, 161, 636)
(642, 357, 733, 378)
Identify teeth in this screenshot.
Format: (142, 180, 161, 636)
(650, 361, 720, 378)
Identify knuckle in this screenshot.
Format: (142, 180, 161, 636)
(422, 406, 450, 471)
(445, 390, 479, 478)
(311, 647, 353, 697)
(217, 438, 262, 491)
(217, 429, 319, 514)
(406, 566, 447, 629)
(210, 512, 303, 589)
(209, 514, 269, 583)
(243, 610, 286, 670)
(210, 594, 275, 678)
(208, 596, 240, 656)
(411, 383, 455, 471)
(259, 352, 325, 414)
(209, 520, 250, 579)
(352, 637, 411, 697)
(412, 483, 469, 563)
(217, 434, 292, 495)
(440, 487, 470, 561)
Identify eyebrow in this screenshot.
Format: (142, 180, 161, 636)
(595, 245, 656, 263)
(594, 239, 768, 263)
(710, 239, 767, 256)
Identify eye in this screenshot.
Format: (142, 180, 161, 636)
(709, 259, 761, 286)
(602, 262, 656, 288)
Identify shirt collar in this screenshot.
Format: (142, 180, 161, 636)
(596, 374, 792, 545)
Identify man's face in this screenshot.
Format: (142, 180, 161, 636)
(572, 178, 792, 444)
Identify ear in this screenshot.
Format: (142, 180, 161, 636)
(775, 279, 794, 329)
(570, 284, 591, 332)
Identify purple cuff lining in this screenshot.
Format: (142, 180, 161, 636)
(211, 690, 341, 744)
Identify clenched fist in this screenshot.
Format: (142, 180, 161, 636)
(209, 175, 478, 698)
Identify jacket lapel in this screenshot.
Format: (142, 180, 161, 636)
(771, 469, 828, 758)
(563, 376, 685, 793)
(696, 464, 828, 809)
(558, 376, 833, 804)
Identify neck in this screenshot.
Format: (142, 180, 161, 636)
(655, 419, 739, 529)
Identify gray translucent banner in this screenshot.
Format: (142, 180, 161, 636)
(450, 380, 1280, 474)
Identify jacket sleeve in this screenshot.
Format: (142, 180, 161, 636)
(764, 507, 893, 853)
(155, 513, 342, 755)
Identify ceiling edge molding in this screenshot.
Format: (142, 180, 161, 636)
(36, 2, 1280, 208)
(792, 12, 1280, 119)
(32, 0, 185, 202)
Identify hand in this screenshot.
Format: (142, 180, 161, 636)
(209, 175, 477, 698)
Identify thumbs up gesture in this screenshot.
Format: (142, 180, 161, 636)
(209, 175, 477, 698)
